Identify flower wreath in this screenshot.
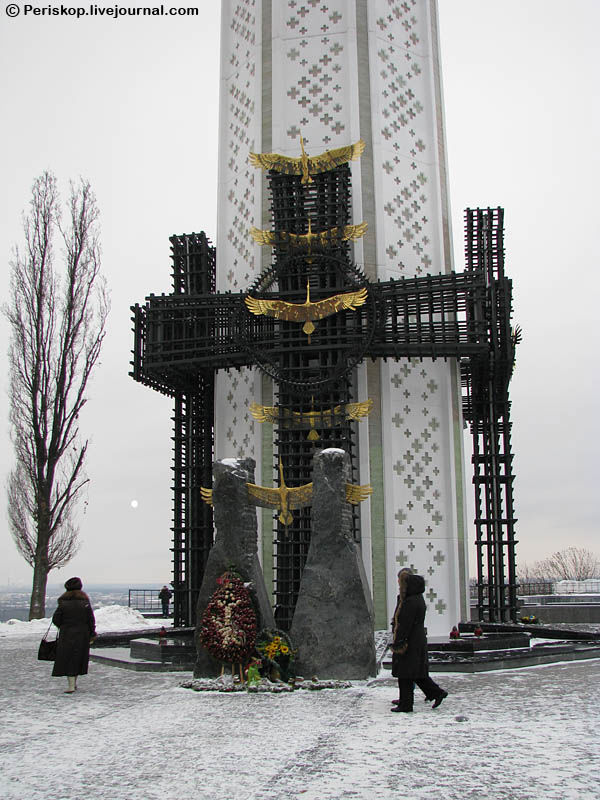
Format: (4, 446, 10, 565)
(199, 571, 257, 665)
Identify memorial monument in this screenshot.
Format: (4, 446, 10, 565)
(214, 0, 469, 636)
(131, 0, 519, 636)
(196, 451, 376, 678)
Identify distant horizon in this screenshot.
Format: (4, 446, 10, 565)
(0, 580, 173, 591)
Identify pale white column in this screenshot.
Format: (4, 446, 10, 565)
(366, 0, 467, 634)
(215, 1, 264, 484)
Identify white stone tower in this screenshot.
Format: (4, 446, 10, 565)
(214, 0, 469, 634)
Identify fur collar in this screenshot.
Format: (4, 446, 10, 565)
(58, 589, 90, 604)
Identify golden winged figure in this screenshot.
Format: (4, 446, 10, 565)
(202, 470, 371, 517)
(250, 399, 373, 441)
(250, 219, 368, 250)
(245, 281, 368, 342)
(246, 460, 313, 526)
(249, 135, 366, 184)
(345, 483, 373, 505)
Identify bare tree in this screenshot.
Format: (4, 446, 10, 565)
(516, 562, 550, 582)
(4, 172, 109, 619)
(535, 547, 600, 582)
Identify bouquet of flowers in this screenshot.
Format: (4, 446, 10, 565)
(256, 628, 296, 682)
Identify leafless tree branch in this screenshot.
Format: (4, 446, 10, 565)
(518, 547, 600, 582)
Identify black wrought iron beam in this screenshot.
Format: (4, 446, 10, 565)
(131, 268, 503, 393)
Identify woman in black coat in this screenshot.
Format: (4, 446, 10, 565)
(390, 568, 448, 713)
(51, 577, 96, 694)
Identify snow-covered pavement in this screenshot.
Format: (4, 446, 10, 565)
(1, 613, 600, 800)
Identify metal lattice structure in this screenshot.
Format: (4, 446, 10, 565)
(264, 168, 361, 628)
(461, 208, 518, 624)
(132, 233, 216, 626)
(131, 176, 519, 626)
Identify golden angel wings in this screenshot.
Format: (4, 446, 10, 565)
(199, 464, 311, 526)
(249, 135, 366, 184)
(246, 461, 313, 526)
(245, 281, 368, 339)
(250, 219, 368, 249)
(345, 484, 373, 505)
(250, 399, 374, 441)
(201, 468, 371, 525)
(248, 479, 372, 515)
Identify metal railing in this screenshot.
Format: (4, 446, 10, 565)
(128, 589, 162, 612)
(517, 582, 555, 596)
(470, 582, 554, 600)
(520, 594, 600, 606)
(470, 581, 600, 601)
(556, 579, 600, 594)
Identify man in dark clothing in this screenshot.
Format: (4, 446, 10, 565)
(390, 568, 448, 712)
(158, 585, 172, 617)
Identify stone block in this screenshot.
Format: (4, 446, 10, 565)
(290, 449, 376, 679)
(194, 458, 275, 677)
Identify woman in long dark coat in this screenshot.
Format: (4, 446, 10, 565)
(390, 568, 448, 713)
(51, 577, 96, 694)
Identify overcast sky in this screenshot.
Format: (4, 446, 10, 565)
(1, 1, 598, 588)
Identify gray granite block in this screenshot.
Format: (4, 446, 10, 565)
(290, 449, 376, 679)
(194, 458, 275, 677)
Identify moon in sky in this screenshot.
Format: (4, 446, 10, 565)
(130, 500, 139, 509)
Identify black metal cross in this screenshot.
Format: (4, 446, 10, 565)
(131, 164, 518, 629)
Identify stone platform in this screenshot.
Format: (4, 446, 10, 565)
(130, 637, 196, 665)
(425, 642, 600, 672)
(90, 623, 600, 673)
(460, 620, 600, 641)
(90, 646, 191, 672)
(430, 632, 530, 652)
(90, 629, 196, 672)
(382, 623, 600, 673)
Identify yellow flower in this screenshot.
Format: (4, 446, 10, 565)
(266, 643, 278, 659)
(280, 645, 289, 654)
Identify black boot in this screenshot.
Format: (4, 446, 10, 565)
(432, 690, 448, 709)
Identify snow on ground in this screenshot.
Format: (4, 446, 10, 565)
(1, 623, 599, 800)
(0, 605, 158, 638)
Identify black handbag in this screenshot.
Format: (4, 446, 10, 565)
(38, 622, 58, 661)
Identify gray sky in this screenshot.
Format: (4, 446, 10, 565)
(1, 1, 598, 587)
